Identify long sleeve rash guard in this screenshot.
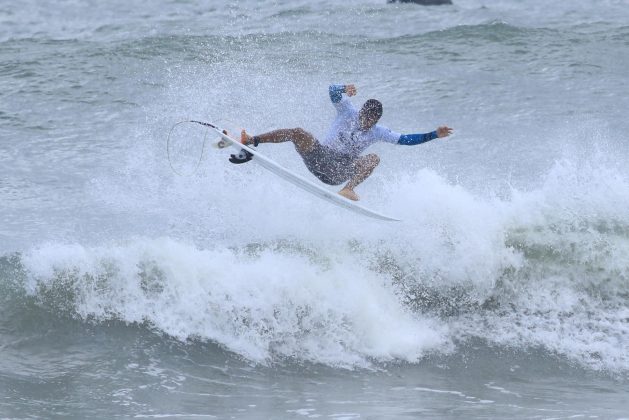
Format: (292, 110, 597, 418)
(322, 84, 438, 158)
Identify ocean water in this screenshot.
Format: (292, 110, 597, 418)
(1, 0, 629, 418)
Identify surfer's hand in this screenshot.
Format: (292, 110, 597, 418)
(345, 84, 357, 96)
(437, 126, 453, 138)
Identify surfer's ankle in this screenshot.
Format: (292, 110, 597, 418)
(240, 130, 261, 147)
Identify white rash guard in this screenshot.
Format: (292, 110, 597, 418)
(320, 86, 401, 159)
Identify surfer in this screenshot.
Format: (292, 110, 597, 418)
(239, 84, 453, 201)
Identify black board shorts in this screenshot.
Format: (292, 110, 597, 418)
(302, 141, 357, 185)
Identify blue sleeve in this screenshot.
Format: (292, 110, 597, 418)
(398, 131, 438, 146)
(329, 84, 346, 103)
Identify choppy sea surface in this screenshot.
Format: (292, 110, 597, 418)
(2, 0, 629, 418)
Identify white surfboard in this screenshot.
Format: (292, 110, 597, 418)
(190, 120, 400, 222)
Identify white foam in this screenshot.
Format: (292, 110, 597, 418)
(23, 237, 449, 368)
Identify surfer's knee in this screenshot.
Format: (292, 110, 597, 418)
(354, 154, 380, 175)
(289, 127, 309, 141)
(365, 153, 380, 168)
(289, 128, 316, 154)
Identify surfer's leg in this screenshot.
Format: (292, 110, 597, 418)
(241, 128, 317, 155)
(338, 154, 380, 201)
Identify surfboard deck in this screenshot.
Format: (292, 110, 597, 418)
(190, 120, 401, 222)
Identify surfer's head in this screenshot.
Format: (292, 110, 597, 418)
(359, 99, 383, 130)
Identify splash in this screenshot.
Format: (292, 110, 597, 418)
(20, 238, 450, 368)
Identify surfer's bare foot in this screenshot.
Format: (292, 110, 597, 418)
(339, 187, 360, 201)
(240, 129, 252, 145)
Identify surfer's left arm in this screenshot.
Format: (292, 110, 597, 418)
(397, 126, 453, 145)
(377, 126, 453, 145)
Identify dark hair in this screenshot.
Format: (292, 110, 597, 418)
(361, 99, 383, 120)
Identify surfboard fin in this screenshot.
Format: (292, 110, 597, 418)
(229, 149, 253, 164)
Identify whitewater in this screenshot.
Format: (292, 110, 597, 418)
(1, 0, 628, 418)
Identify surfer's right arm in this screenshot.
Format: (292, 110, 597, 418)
(329, 84, 357, 112)
(328, 84, 356, 102)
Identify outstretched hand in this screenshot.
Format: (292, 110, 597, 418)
(345, 84, 357, 96)
(437, 126, 453, 138)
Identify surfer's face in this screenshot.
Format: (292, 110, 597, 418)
(359, 109, 380, 130)
(359, 99, 383, 131)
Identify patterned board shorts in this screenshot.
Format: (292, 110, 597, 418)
(302, 141, 357, 186)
